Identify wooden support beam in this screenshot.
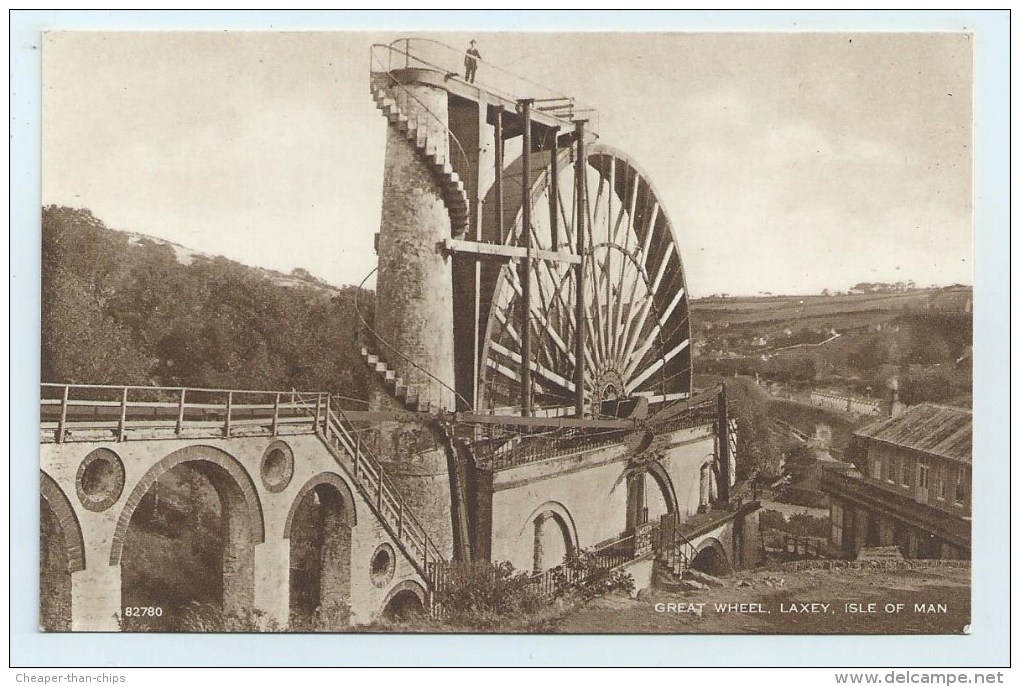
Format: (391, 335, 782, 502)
(442, 238, 580, 264)
(519, 98, 533, 418)
(574, 119, 587, 417)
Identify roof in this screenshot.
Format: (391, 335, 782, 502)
(855, 403, 972, 464)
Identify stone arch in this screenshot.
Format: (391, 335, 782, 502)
(283, 472, 358, 538)
(110, 444, 265, 565)
(520, 501, 579, 552)
(40, 472, 84, 631)
(692, 537, 731, 576)
(622, 459, 679, 531)
(111, 445, 265, 621)
(40, 471, 85, 573)
(381, 579, 427, 620)
(642, 461, 680, 516)
(285, 473, 357, 628)
(522, 501, 578, 573)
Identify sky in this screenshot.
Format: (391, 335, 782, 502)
(42, 30, 973, 297)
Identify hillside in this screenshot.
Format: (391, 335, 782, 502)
(691, 289, 972, 408)
(41, 205, 373, 398)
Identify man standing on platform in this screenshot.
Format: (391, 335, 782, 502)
(464, 39, 481, 83)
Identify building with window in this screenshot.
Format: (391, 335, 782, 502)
(821, 404, 971, 559)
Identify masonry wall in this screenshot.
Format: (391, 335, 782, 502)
(484, 425, 718, 574)
(373, 81, 456, 411)
(657, 426, 718, 518)
(40, 432, 427, 630)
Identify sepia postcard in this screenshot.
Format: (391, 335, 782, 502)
(36, 26, 981, 645)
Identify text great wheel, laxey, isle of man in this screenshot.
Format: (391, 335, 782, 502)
(476, 143, 692, 416)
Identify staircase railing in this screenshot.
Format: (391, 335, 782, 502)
(657, 511, 700, 574)
(314, 395, 446, 579)
(369, 44, 472, 194)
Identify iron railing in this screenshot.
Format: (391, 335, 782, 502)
(371, 38, 597, 131)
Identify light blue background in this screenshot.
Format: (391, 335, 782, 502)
(10, 10, 1010, 667)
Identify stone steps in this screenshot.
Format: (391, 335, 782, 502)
(359, 346, 441, 415)
(370, 83, 470, 235)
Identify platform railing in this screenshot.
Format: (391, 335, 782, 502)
(40, 383, 323, 443)
(371, 38, 595, 127)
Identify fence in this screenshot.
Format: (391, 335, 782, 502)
(429, 532, 641, 609)
(761, 528, 828, 559)
(474, 395, 720, 471)
(40, 383, 323, 443)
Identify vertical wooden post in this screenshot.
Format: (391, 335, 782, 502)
(377, 467, 384, 512)
(117, 387, 128, 441)
(56, 385, 69, 444)
(224, 391, 233, 438)
(519, 98, 533, 417)
(313, 393, 322, 432)
(176, 388, 186, 436)
(495, 108, 505, 243)
(272, 392, 280, 437)
(324, 394, 332, 431)
(398, 501, 404, 539)
(549, 126, 559, 249)
(717, 384, 730, 504)
(574, 119, 587, 417)
(354, 434, 361, 477)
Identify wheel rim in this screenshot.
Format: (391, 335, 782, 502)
(477, 144, 692, 416)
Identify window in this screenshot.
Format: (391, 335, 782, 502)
(830, 503, 844, 547)
(954, 467, 970, 506)
(887, 454, 899, 484)
(871, 456, 882, 480)
(937, 465, 948, 500)
(901, 457, 913, 488)
(918, 464, 929, 489)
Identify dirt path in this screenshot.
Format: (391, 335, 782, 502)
(543, 564, 970, 634)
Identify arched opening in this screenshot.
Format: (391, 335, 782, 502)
(691, 540, 731, 576)
(115, 448, 263, 631)
(533, 511, 573, 573)
(382, 582, 426, 621)
(286, 478, 354, 631)
(39, 474, 83, 632)
(40, 497, 72, 630)
(625, 463, 677, 532)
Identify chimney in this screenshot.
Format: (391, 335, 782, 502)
(888, 377, 906, 418)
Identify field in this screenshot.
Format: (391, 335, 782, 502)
(692, 290, 934, 329)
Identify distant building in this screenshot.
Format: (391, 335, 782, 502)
(809, 390, 885, 416)
(821, 404, 971, 560)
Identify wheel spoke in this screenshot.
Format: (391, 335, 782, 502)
(481, 148, 691, 412)
(626, 339, 690, 393)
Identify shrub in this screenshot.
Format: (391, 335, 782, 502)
(758, 508, 829, 538)
(177, 603, 283, 632)
(432, 560, 546, 627)
(551, 550, 634, 601)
